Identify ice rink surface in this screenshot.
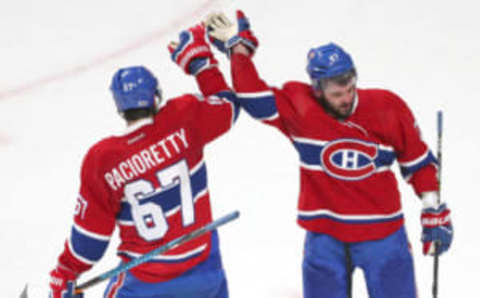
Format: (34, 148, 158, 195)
(1, 0, 479, 296)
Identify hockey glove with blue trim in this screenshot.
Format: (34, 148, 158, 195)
(49, 265, 83, 298)
(206, 10, 258, 57)
(168, 23, 218, 75)
(421, 202, 453, 256)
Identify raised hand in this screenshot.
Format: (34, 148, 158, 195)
(206, 10, 258, 57)
(169, 24, 218, 75)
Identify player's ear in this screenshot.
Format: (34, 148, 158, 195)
(154, 89, 163, 111)
(312, 87, 323, 99)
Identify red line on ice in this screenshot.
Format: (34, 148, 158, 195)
(0, 0, 218, 101)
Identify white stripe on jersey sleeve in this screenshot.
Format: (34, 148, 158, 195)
(258, 112, 280, 122)
(291, 136, 330, 146)
(236, 90, 274, 98)
(398, 148, 430, 167)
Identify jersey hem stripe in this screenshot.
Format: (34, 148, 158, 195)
(298, 209, 403, 221)
(118, 244, 207, 262)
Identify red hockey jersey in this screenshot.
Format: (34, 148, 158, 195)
(56, 68, 239, 282)
(231, 53, 438, 242)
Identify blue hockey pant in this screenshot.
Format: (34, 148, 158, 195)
(103, 231, 228, 298)
(303, 226, 417, 298)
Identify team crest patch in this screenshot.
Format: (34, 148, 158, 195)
(321, 139, 378, 180)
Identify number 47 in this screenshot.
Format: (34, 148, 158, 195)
(124, 160, 195, 241)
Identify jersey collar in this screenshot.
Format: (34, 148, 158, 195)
(124, 117, 154, 135)
(350, 91, 359, 116)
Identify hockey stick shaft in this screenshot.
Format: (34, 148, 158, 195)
(432, 110, 442, 298)
(74, 210, 240, 294)
(437, 110, 443, 197)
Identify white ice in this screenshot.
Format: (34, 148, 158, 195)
(1, 0, 479, 297)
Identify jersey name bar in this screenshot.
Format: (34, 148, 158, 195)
(105, 128, 189, 191)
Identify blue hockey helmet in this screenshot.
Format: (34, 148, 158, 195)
(306, 43, 355, 81)
(110, 66, 160, 113)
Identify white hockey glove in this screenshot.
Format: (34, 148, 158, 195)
(206, 10, 258, 56)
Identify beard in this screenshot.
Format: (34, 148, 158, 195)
(316, 96, 353, 120)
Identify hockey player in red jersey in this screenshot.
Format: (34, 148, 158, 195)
(206, 11, 453, 298)
(48, 24, 239, 298)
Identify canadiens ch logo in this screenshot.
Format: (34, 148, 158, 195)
(321, 139, 378, 181)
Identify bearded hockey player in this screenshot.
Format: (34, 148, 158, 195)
(48, 24, 238, 298)
(206, 11, 453, 298)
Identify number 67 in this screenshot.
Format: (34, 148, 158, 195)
(124, 160, 195, 241)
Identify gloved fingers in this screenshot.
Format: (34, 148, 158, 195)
(435, 241, 447, 256)
(208, 26, 230, 41)
(218, 13, 233, 26)
(439, 225, 453, 235)
(205, 12, 218, 26)
(424, 240, 451, 256)
(168, 30, 190, 54)
(423, 241, 434, 255)
(208, 30, 223, 41)
(211, 15, 224, 28)
(210, 15, 230, 31)
(236, 9, 247, 20)
(168, 41, 179, 53)
(439, 236, 452, 253)
(191, 23, 207, 34)
(205, 14, 223, 35)
(205, 12, 224, 30)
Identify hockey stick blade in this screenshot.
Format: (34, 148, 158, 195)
(19, 284, 27, 298)
(74, 210, 240, 294)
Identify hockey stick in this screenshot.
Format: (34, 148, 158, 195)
(19, 285, 27, 298)
(73, 210, 240, 294)
(23, 211, 239, 297)
(432, 110, 442, 298)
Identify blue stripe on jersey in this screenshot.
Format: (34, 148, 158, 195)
(190, 163, 207, 197)
(238, 93, 277, 120)
(293, 141, 323, 165)
(70, 226, 109, 262)
(216, 91, 240, 122)
(375, 149, 397, 168)
(400, 150, 437, 178)
(117, 163, 207, 221)
(298, 213, 404, 224)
